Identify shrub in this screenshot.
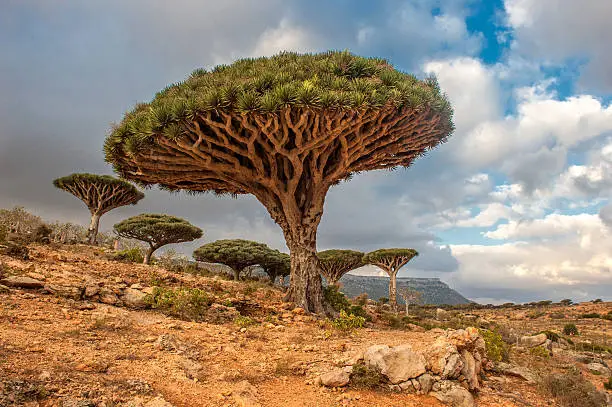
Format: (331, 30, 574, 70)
(581, 313, 601, 319)
(539, 330, 561, 342)
(144, 287, 213, 321)
(604, 376, 611, 390)
(330, 310, 365, 331)
(354, 293, 368, 306)
(592, 299, 602, 303)
(604, 311, 612, 321)
(548, 312, 566, 319)
(540, 372, 606, 407)
(378, 297, 389, 304)
(479, 328, 509, 363)
(530, 346, 551, 359)
(527, 310, 545, 319)
(324, 285, 351, 312)
(235, 315, 257, 328)
(563, 323, 579, 336)
(349, 362, 384, 389)
(113, 247, 145, 263)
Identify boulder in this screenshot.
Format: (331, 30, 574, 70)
(431, 380, 475, 407)
(84, 283, 101, 298)
(519, 333, 547, 348)
(418, 373, 435, 394)
(436, 308, 451, 321)
(320, 366, 352, 387)
(398, 380, 415, 392)
(587, 362, 611, 376)
(99, 288, 120, 305)
(379, 344, 427, 384)
(0, 284, 10, 293)
(44, 284, 83, 300)
(424, 339, 458, 376)
(461, 350, 479, 390)
(1, 276, 44, 289)
(497, 362, 537, 384)
(363, 344, 391, 371)
(122, 288, 148, 308)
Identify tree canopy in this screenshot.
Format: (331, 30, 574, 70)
(113, 214, 202, 264)
(318, 249, 364, 285)
(363, 248, 419, 310)
(193, 239, 272, 280)
(104, 51, 453, 314)
(259, 249, 291, 283)
(53, 173, 144, 244)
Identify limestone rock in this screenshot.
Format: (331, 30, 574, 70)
(519, 333, 547, 348)
(320, 366, 352, 387)
(144, 397, 174, 407)
(363, 344, 391, 371)
(424, 339, 457, 376)
(84, 283, 101, 298)
(461, 350, 478, 390)
(436, 308, 451, 321)
(44, 284, 83, 300)
(122, 288, 148, 308)
(232, 380, 260, 407)
(431, 380, 475, 407)
(99, 287, 120, 305)
(1, 276, 44, 289)
(418, 373, 435, 394)
(497, 362, 537, 384)
(587, 362, 611, 376)
(380, 344, 427, 384)
(0, 284, 10, 293)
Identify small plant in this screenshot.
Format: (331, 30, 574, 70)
(145, 287, 213, 321)
(235, 315, 257, 328)
(580, 313, 601, 319)
(530, 345, 550, 359)
(540, 371, 606, 407)
(330, 310, 365, 331)
(113, 247, 144, 263)
(563, 323, 579, 336)
(539, 330, 561, 342)
(479, 328, 509, 363)
(604, 376, 612, 390)
(324, 285, 351, 312)
(349, 362, 384, 389)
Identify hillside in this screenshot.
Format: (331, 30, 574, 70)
(0, 244, 610, 407)
(339, 274, 471, 305)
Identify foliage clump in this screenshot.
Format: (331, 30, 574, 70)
(349, 362, 384, 389)
(112, 247, 145, 263)
(563, 323, 579, 336)
(144, 287, 213, 321)
(323, 285, 369, 320)
(330, 310, 366, 331)
(479, 328, 509, 363)
(114, 214, 202, 264)
(540, 371, 607, 407)
(318, 249, 364, 286)
(234, 315, 257, 328)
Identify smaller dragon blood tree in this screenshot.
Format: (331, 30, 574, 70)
(363, 248, 418, 310)
(260, 249, 290, 284)
(318, 249, 364, 286)
(193, 239, 272, 281)
(53, 174, 144, 244)
(113, 214, 202, 264)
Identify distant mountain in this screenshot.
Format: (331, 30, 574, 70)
(338, 274, 471, 305)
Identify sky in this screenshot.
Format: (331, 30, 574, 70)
(1, 0, 612, 304)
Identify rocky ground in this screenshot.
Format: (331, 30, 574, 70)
(0, 244, 610, 407)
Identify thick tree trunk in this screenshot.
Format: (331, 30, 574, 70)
(232, 269, 240, 281)
(284, 238, 328, 315)
(143, 245, 156, 265)
(87, 213, 101, 245)
(388, 270, 398, 311)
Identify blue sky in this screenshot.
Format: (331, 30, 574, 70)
(1, 0, 611, 303)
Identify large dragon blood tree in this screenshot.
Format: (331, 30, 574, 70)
(104, 51, 453, 313)
(53, 174, 145, 244)
(318, 249, 364, 286)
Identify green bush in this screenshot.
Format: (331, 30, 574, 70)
(235, 315, 257, 328)
(349, 362, 383, 389)
(479, 328, 509, 363)
(563, 323, 579, 336)
(539, 330, 561, 342)
(330, 310, 365, 331)
(144, 287, 213, 321)
(541, 372, 606, 407)
(0, 224, 7, 243)
(113, 247, 144, 263)
(604, 376, 611, 390)
(324, 285, 351, 312)
(580, 313, 601, 319)
(604, 311, 612, 321)
(530, 346, 551, 359)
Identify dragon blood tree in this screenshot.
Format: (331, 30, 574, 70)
(104, 51, 453, 313)
(53, 174, 144, 244)
(260, 249, 291, 284)
(363, 248, 419, 310)
(193, 239, 272, 281)
(318, 249, 364, 286)
(113, 214, 202, 264)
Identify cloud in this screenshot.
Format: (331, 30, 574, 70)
(504, 0, 612, 92)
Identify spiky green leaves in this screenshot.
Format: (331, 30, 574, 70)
(113, 214, 202, 247)
(104, 51, 453, 160)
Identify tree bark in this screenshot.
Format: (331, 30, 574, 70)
(143, 246, 156, 265)
(232, 268, 240, 281)
(87, 213, 101, 245)
(388, 270, 398, 311)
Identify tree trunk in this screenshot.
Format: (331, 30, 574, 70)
(87, 213, 101, 245)
(284, 239, 328, 314)
(267, 271, 278, 284)
(143, 246, 155, 265)
(232, 268, 240, 281)
(388, 270, 398, 311)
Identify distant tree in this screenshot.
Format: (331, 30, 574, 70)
(193, 239, 272, 281)
(559, 299, 573, 306)
(398, 287, 423, 314)
(260, 250, 291, 284)
(317, 249, 364, 286)
(53, 174, 144, 244)
(113, 214, 202, 264)
(0, 206, 44, 236)
(104, 51, 454, 313)
(363, 248, 419, 310)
